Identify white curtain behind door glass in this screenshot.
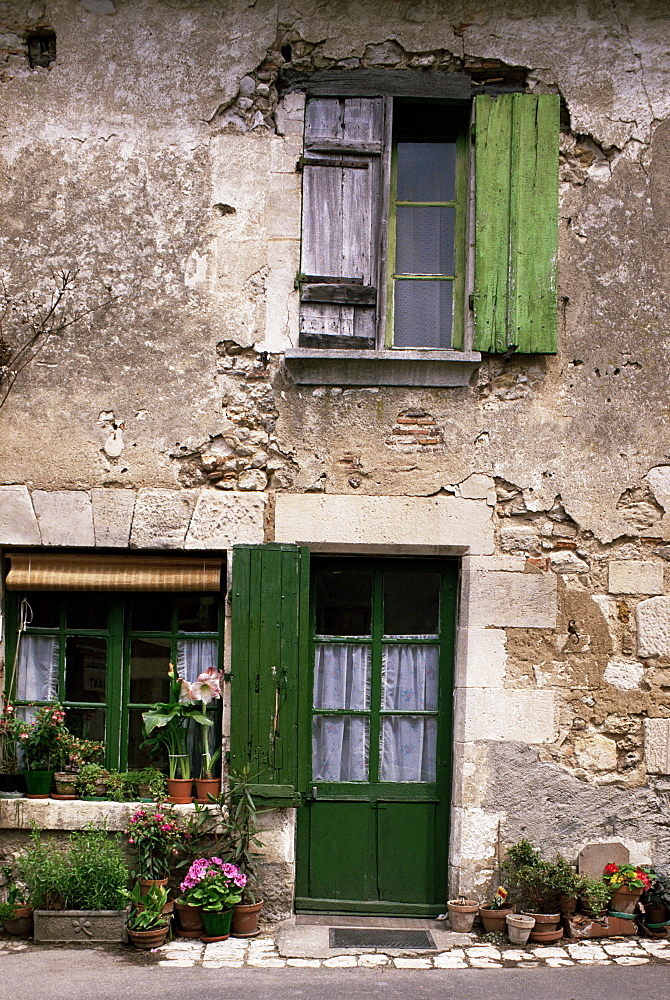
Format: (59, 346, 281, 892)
(16, 635, 59, 704)
(313, 643, 370, 710)
(380, 643, 438, 782)
(176, 639, 218, 683)
(312, 716, 369, 781)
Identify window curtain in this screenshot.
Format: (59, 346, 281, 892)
(312, 643, 370, 781)
(176, 639, 218, 683)
(379, 643, 438, 782)
(16, 634, 59, 708)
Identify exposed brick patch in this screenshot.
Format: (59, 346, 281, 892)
(386, 409, 444, 451)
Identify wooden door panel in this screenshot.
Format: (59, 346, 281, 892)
(376, 801, 441, 904)
(307, 801, 374, 902)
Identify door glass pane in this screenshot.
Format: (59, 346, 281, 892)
(313, 643, 370, 710)
(315, 570, 373, 636)
(397, 142, 456, 202)
(64, 593, 110, 631)
(129, 637, 171, 703)
(395, 205, 455, 276)
(177, 594, 218, 632)
(65, 636, 107, 702)
(379, 716, 437, 782)
(16, 635, 59, 702)
(129, 594, 172, 633)
(66, 706, 105, 745)
(384, 572, 440, 635)
(382, 645, 439, 711)
(393, 280, 452, 348)
(312, 715, 369, 781)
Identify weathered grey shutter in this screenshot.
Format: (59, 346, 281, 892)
(299, 97, 385, 348)
(230, 544, 309, 807)
(473, 93, 559, 354)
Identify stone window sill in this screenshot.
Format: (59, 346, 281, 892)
(0, 798, 200, 832)
(284, 349, 481, 387)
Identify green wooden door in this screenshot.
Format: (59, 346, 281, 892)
(296, 558, 457, 916)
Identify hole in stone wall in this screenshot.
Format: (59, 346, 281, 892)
(281, 43, 292, 62)
(27, 31, 56, 68)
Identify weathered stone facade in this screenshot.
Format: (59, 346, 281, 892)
(2, 0, 670, 911)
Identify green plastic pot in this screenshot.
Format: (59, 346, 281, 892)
(23, 770, 54, 796)
(201, 908, 233, 941)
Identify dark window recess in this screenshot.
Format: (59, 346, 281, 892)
(27, 32, 56, 69)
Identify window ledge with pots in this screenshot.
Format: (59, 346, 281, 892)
(0, 798, 204, 832)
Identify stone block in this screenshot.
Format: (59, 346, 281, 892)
(573, 733, 618, 771)
(459, 474, 495, 500)
(32, 490, 94, 546)
(266, 172, 302, 240)
(130, 489, 198, 549)
(647, 466, 670, 512)
(465, 570, 557, 628)
(0, 485, 41, 544)
(34, 909, 127, 943)
(608, 560, 664, 595)
(457, 688, 556, 743)
(550, 551, 589, 575)
(185, 492, 266, 549)
(578, 842, 629, 877)
(644, 718, 670, 773)
(455, 627, 507, 689)
(636, 596, 670, 657)
(275, 91, 305, 136)
(499, 524, 540, 553)
(604, 657, 644, 690)
(274, 494, 495, 555)
(91, 488, 136, 547)
(449, 806, 503, 875)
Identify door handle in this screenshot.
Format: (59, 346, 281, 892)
(312, 786, 318, 800)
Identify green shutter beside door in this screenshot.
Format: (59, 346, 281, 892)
(230, 544, 309, 807)
(473, 93, 559, 354)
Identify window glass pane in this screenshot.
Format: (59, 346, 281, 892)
(21, 595, 59, 629)
(65, 636, 107, 703)
(397, 142, 455, 202)
(16, 634, 59, 701)
(312, 715, 369, 781)
(129, 637, 171, 704)
(129, 594, 172, 633)
(379, 715, 437, 782)
(315, 570, 373, 636)
(66, 706, 105, 746)
(393, 279, 452, 348)
(382, 645, 439, 711)
(177, 594, 218, 632)
(395, 205, 455, 276)
(383, 572, 440, 635)
(127, 708, 165, 770)
(64, 593, 109, 631)
(313, 643, 370, 710)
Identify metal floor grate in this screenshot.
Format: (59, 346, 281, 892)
(329, 928, 436, 950)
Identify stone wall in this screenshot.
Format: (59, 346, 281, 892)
(2, 0, 670, 901)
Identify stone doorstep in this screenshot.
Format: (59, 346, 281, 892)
(274, 916, 472, 960)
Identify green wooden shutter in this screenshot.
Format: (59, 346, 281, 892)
(473, 93, 559, 354)
(230, 543, 309, 806)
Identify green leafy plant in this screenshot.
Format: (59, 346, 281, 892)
(124, 804, 186, 879)
(0, 705, 25, 774)
(16, 825, 128, 910)
(504, 839, 578, 914)
(137, 768, 168, 801)
(225, 768, 263, 904)
(179, 858, 245, 911)
(644, 871, 670, 910)
(76, 762, 109, 797)
(141, 663, 212, 779)
(576, 875, 611, 914)
(0, 868, 28, 921)
(125, 881, 169, 931)
(18, 704, 68, 770)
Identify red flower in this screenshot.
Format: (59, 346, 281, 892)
(603, 863, 619, 875)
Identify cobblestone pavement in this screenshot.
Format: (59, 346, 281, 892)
(150, 935, 670, 970)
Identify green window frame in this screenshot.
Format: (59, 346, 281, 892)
(5, 591, 224, 771)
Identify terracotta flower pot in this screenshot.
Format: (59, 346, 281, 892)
(175, 900, 205, 938)
(524, 911, 562, 942)
(127, 923, 170, 949)
(166, 777, 193, 804)
(610, 886, 643, 914)
(2, 904, 34, 937)
(54, 772, 78, 796)
(506, 913, 535, 945)
(232, 899, 263, 937)
(447, 899, 479, 933)
(195, 777, 220, 803)
(479, 903, 514, 933)
(139, 877, 169, 896)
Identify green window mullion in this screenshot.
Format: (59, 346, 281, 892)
(105, 598, 124, 770)
(368, 569, 384, 784)
(451, 127, 468, 350)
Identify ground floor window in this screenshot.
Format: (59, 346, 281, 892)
(4, 556, 224, 771)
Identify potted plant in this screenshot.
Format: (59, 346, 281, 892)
(76, 761, 109, 799)
(225, 769, 265, 937)
(124, 803, 185, 888)
(18, 703, 68, 797)
(53, 733, 104, 798)
(17, 825, 129, 942)
(135, 767, 168, 801)
(125, 881, 171, 949)
(505, 838, 578, 942)
(576, 875, 612, 918)
(141, 663, 212, 803)
(0, 869, 33, 936)
(447, 895, 479, 932)
(179, 857, 245, 942)
(0, 704, 26, 796)
(506, 912, 535, 945)
(603, 863, 652, 913)
(642, 870, 670, 929)
(479, 885, 514, 932)
(182, 666, 224, 802)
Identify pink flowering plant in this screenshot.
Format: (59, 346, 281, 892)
(124, 804, 186, 879)
(178, 667, 225, 778)
(142, 663, 213, 779)
(18, 704, 68, 771)
(179, 857, 246, 911)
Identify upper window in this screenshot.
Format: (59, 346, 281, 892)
(297, 81, 559, 356)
